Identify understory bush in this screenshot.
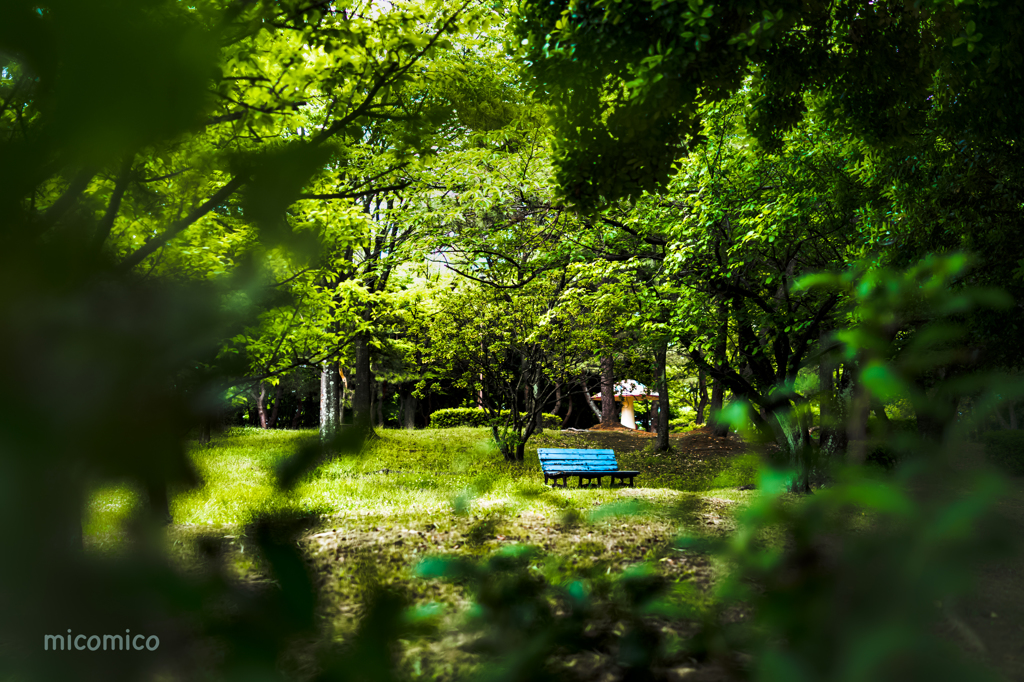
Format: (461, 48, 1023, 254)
(981, 429, 1024, 475)
(428, 407, 560, 429)
(669, 416, 693, 431)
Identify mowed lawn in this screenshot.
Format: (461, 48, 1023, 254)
(85, 426, 760, 536)
(82, 426, 759, 680)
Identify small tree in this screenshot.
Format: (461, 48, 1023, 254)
(427, 278, 591, 462)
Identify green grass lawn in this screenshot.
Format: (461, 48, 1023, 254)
(86, 426, 760, 536)
(80, 426, 761, 680)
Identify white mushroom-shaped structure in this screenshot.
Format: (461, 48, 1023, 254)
(591, 380, 659, 430)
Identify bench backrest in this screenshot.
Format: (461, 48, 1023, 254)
(538, 448, 619, 472)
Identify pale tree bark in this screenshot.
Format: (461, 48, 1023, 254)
(339, 366, 348, 426)
(320, 361, 340, 442)
(256, 382, 268, 428)
(583, 380, 602, 420)
(600, 355, 616, 425)
(401, 387, 418, 429)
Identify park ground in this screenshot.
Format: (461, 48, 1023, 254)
(84, 427, 1024, 681)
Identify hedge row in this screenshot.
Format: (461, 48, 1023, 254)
(981, 430, 1024, 476)
(428, 407, 561, 430)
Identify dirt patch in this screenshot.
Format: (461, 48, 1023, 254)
(554, 426, 749, 456)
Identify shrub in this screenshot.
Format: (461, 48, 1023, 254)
(669, 417, 693, 431)
(981, 429, 1024, 476)
(428, 407, 560, 430)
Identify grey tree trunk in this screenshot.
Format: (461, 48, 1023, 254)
(320, 361, 340, 442)
(402, 390, 417, 429)
(583, 380, 602, 420)
(339, 366, 348, 426)
(600, 355, 616, 425)
(696, 369, 708, 424)
(655, 344, 670, 451)
(256, 382, 268, 428)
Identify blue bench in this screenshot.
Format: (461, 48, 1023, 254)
(537, 448, 639, 488)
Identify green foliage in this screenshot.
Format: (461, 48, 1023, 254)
(428, 407, 560, 429)
(515, 0, 1024, 210)
(692, 467, 1008, 682)
(415, 546, 692, 680)
(668, 416, 695, 431)
(981, 430, 1024, 476)
(686, 253, 1017, 678)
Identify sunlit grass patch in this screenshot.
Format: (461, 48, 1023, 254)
(83, 483, 142, 546)
(172, 427, 314, 524)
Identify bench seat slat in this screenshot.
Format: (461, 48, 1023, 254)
(537, 447, 638, 488)
(544, 466, 638, 473)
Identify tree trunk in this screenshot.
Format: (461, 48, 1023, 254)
(198, 418, 212, 444)
(352, 333, 373, 436)
(375, 381, 386, 427)
(709, 313, 730, 438)
(320, 361, 340, 442)
(655, 344, 670, 452)
(846, 372, 870, 465)
(338, 366, 348, 425)
(583, 380, 602, 420)
(600, 355, 616, 425)
(696, 369, 708, 424)
(256, 382, 268, 429)
(144, 480, 172, 525)
(402, 389, 417, 429)
(534, 380, 546, 432)
(557, 382, 575, 428)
